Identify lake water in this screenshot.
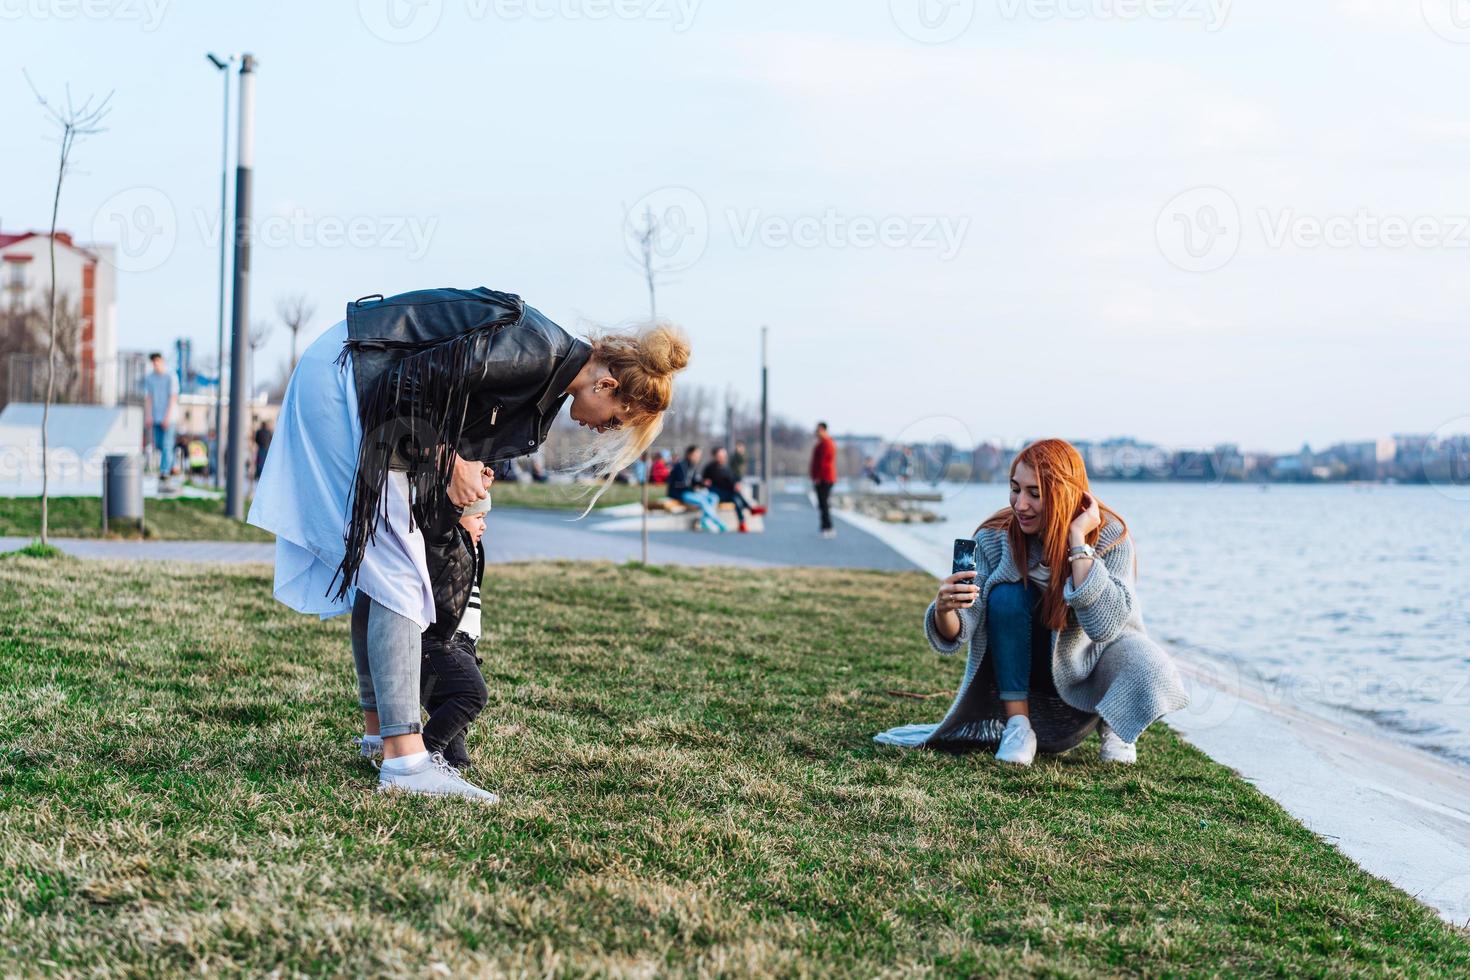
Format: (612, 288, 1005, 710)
(872, 481, 1470, 767)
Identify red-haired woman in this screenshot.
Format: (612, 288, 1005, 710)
(876, 439, 1188, 765)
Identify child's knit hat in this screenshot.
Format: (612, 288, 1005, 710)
(463, 494, 492, 517)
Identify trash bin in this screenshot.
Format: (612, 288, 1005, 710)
(103, 453, 144, 522)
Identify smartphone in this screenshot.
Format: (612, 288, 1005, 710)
(952, 538, 978, 582)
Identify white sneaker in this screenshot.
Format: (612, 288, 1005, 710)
(377, 752, 499, 803)
(995, 715, 1037, 766)
(821, 529, 837, 539)
(354, 735, 383, 761)
(1099, 722, 1137, 764)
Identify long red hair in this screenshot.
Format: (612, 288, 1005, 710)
(976, 439, 1130, 631)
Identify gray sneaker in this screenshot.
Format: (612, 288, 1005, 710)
(377, 752, 499, 803)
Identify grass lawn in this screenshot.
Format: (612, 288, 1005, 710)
(489, 480, 649, 511)
(0, 496, 273, 542)
(2, 556, 1466, 976)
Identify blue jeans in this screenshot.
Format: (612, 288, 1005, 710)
(986, 581, 1051, 702)
(151, 422, 173, 472)
(679, 489, 726, 530)
(350, 591, 424, 737)
(711, 486, 751, 523)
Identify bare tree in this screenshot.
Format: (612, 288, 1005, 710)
(26, 71, 112, 546)
(276, 292, 315, 373)
(631, 204, 660, 320)
(248, 320, 273, 399)
(625, 204, 663, 561)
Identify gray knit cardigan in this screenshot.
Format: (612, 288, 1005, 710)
(875, 518, 1189, 748)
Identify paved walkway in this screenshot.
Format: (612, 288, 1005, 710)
(0, 494, 920, 572)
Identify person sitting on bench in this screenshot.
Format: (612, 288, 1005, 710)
(667, 445, 726, 533)
(701, 446, 764, 533)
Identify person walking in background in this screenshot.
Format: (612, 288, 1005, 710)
(668, 445, 726, 533)
(810, 421, 838, 539)
(141, 352, 180, 486)
(731, 441, 748, 483)
(702, 446, 764, 533)
(253, 419, 274, 482)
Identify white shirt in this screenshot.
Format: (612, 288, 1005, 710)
(247, 320, 435, 630)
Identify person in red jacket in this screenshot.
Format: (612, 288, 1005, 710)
(649, 450, 671, 485)
(810, 421, 838, 538)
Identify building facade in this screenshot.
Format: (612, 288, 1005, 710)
(0, 229, 119, 405)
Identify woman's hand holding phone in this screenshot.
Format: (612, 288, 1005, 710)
(936, 571, 980, 612)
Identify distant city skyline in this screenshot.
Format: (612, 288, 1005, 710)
(4, 1, 1466, 455)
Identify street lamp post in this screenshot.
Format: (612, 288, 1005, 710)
(225, 53, 256, 520)
(760, 326, 771, 506)
(205, 52, 234, 490)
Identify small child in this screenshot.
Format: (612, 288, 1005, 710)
(417, 492, 490, 771)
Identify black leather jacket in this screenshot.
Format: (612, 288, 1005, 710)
(329, 286, 592, 599)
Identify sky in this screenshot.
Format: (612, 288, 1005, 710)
(3, 0, 1465, 454)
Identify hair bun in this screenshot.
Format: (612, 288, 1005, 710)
(636, 323, 691, 377)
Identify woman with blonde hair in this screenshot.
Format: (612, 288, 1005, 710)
(250, 287, 689, 800)
(876, 439, 1188, 765)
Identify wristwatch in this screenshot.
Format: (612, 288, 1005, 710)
(1067, 543, 1096, 562)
